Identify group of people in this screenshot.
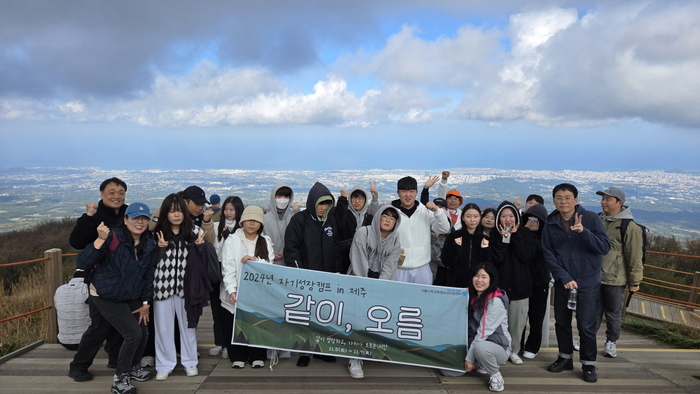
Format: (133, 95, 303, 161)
(59, 171, 643, 393)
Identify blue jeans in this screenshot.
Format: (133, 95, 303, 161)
(553, 281, 599, 365)
(91, 296, 149, 375)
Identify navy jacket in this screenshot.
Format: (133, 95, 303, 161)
(542, 205, 610, 289)
(77, 227, 157, 303)
(69, 201, 128, 250)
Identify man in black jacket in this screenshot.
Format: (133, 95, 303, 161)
(69, 177, 128, 250)
(68, 177, 128, 381)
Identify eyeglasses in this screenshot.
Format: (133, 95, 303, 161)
(554, 196, 575, 202)
(380, 214, 397, 222)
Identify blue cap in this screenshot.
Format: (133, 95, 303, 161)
(124, 202, 151, 219)
(210, 194, 221, 205)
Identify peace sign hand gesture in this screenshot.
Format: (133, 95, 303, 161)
(368, 181, 378, 199)
(156, 231, 168, 247)
(195, 229, 206, 245)
(570, 213, 584, 233)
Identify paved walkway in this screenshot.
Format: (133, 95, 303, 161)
(1, 307, 699, 394)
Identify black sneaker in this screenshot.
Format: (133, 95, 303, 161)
(547, 357, 574, 372)
(111, 373, 136, 394)
(296, 356, 310, 367)
(583, 365, 598, 383)
(68, 369, 93, 382)
(129, 365, 153, 382)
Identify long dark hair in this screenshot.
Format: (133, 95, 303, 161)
(248, 222, 270, 261)
(468, 262, 500, 310)
(154, 193, 195, 243)
(218, 196, 244, 241)
(461, 202, 483, 234)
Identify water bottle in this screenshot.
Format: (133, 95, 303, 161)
(567, 288, 577, 310)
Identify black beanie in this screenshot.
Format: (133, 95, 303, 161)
(397, 176, 418, 191)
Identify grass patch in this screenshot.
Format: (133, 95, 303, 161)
(0, 268, 48, 357)
(622, 315, 700, 349)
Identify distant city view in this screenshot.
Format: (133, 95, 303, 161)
(1, 167, 699, 238)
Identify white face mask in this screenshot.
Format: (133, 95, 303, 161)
(275, 198, 290, 210)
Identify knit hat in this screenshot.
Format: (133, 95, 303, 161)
(240, 206, 264, 225)
(446, 190, 463, 204)
(210, 194, 221, 205)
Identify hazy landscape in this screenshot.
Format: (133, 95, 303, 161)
(1, 167, 699, 239)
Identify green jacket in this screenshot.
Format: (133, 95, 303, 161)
(600, 207, 644, 286)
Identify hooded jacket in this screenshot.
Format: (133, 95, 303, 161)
(490, 201, 537, 300)
(600, 206, 644, 286)
(441, 217, 491, 288)
(284, 182, 342, 273)
(466, 289, 511, 363)
(349, 205, 402, 280)
(77, 226, 157, 303)
(522, 204, 551, 288)
(542, 205, 610, 289)
(69, 200, 128, 250)
(336, 184, 376, 274)
(263, 182, 298, 265)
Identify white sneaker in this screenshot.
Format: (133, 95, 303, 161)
(155, 370, 171, 381)
(475, 365, 488, 375)
(185, 366, 198, 377)
(251, 360, 265, 368)
(574, 340, 580, 351)
(348, 359, 364, 379)
(222, 348, 228, 359)
(509, 353, 523, 365)
(522, 351, 537, 359)
(603, 341, 617, 358)
(489, 372, 505, 392)
(139, 356, 155, 367)
(208, 346, 222, 356)
(232, 361, 245, 368)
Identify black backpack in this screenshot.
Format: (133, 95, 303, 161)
(620, 219, 649, 264)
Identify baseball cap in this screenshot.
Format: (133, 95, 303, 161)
(182, 185, 209, 205)
(596, 187, 626, 203)
(124, 202, 151, 219)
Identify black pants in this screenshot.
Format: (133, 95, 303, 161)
(219, 306, 266, 363)
(70, 296, 123, 372)
(521, 283, 549, 354)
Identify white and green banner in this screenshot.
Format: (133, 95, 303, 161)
(233, 262, 468, 371)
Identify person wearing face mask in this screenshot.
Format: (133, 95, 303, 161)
(490, 201, 538, 366)
(263, 183, 300, 266)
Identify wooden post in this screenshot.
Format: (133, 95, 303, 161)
(688, 271, 700, 309)
(44, 248, 63, 344)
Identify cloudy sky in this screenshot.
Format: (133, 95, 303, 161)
(1, 0, 698, 171)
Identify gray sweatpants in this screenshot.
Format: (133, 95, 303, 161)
(472, 340, 509, 375)
(508, 298, 529, 355)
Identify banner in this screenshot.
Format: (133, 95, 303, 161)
(233, 262, 468, 371)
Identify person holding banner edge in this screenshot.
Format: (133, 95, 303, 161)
(219, 206, 275, 369)
(346, 204, 403, 378)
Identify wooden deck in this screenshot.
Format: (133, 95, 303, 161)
(1, 307, 699, 394)
(627, 294, 700, 328)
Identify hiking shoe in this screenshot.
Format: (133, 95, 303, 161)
(185, 366, 199, 376)
(155, 370, 171, 381)
(221, 348, 228, 359)
(509, 353, 523, 365)
(547, 357, 574, 372)
(251, 360, 264, 368)
(348, 359, 364, 379)
(583, 365, 598, 383)
(208, 346, 222, 356)
(130, 365, 153, 382)
(603, 341, 617, 358)
(488, 372, 505, 392)
(232, 361, 245, 368)
(111, 373, 136, 394)
(573, 340, 580, 351)
(296, 356, 310, 367)
(68, 369, 93, 382)
(139, 356, 155, 367)
(522, 351, 537, 359)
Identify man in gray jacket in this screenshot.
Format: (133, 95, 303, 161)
(596, 187, 644, 358)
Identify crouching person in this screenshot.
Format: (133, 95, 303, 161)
(464, 263, 511, 392)
(347, 205, 402, 378)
